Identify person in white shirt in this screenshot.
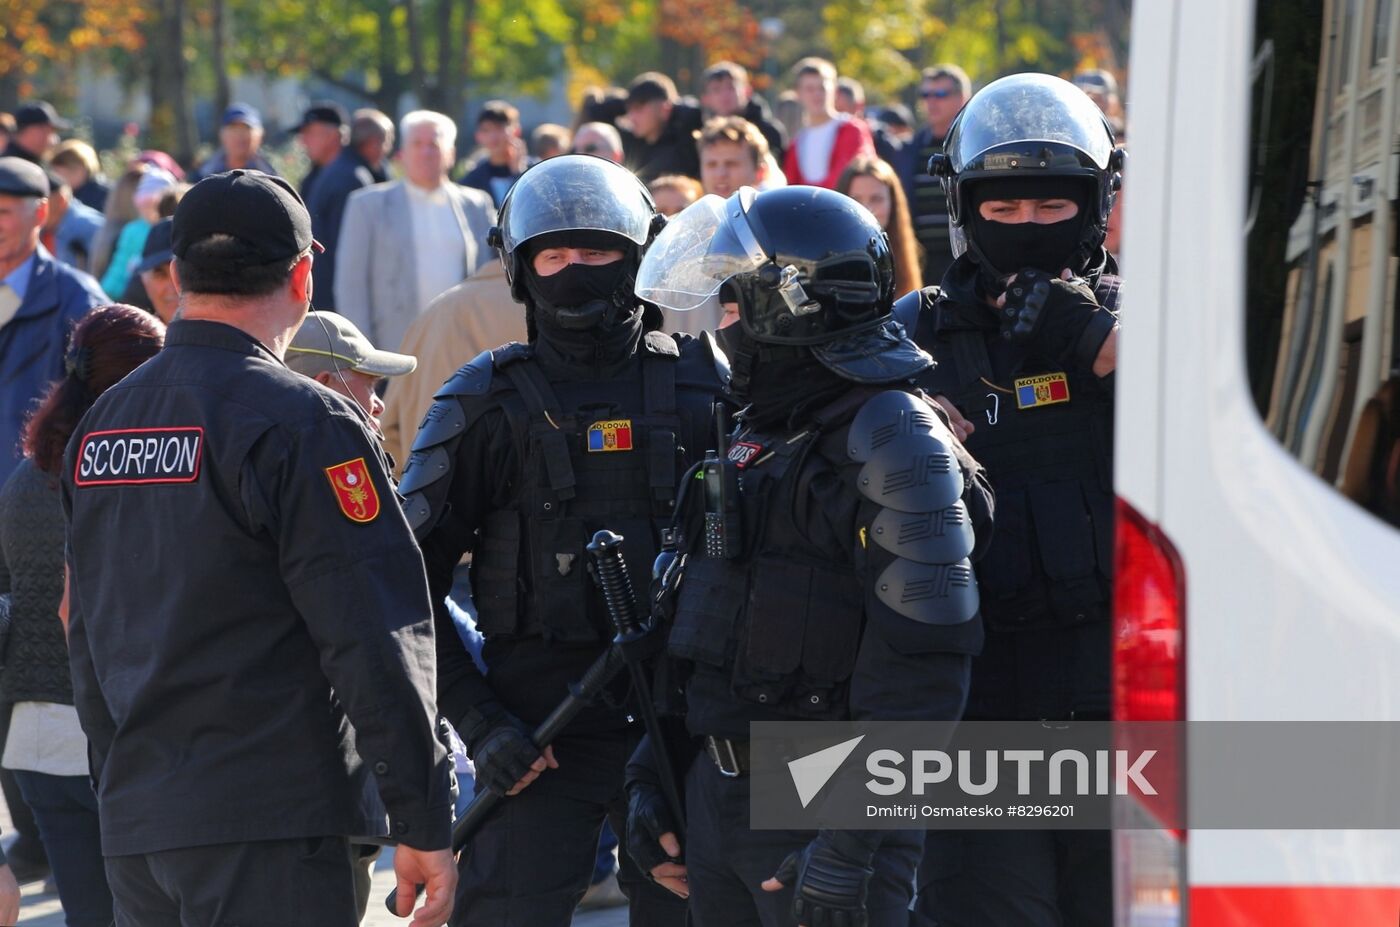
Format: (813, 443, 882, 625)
(334, 110, 496, 353)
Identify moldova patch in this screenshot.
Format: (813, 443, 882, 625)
(1014, 372, 1070, 410)
(324, 457, 381, 523)
(587, 420, 634, 452)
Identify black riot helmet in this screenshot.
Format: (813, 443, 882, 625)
(929, 72, 1124, 278)
(636, 185, 930, 383)
(487, 153, 665, 305)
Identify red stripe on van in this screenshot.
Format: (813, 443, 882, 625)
(1191, 885, 1400, 925)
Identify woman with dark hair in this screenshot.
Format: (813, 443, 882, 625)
(837, 154, 924, 299)
(0, 304, 165, 927)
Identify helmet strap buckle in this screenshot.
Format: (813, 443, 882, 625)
(762, 263, 821, 317)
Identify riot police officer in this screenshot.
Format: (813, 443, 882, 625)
(397, 153, 723, 926)
(626, 185, 993, 927)
(896, 73, 1124, 927)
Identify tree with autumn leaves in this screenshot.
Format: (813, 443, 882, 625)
(2, 0, 1128, 159)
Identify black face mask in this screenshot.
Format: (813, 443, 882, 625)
(526, 260, 629, 331)
(971, 213, 1086, 279)
(714, 323, 742, 367)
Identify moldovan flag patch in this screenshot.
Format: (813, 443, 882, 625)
(325, 457, 381, 522)
(1014, 373, 1071, 410)
(587, 420, 634, 452)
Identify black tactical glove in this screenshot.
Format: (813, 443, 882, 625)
(770, 830, 879, 927)
(999, 268, 1116, 370)
(461, 709, 542, 796)
(626, 777, 683, 875)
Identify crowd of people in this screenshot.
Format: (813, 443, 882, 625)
(0, 53, 1125, 927)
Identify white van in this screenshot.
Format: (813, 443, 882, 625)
(1115, 0, 1400, 923)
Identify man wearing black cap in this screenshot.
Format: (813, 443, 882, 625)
(621, 72, 703, 182)
(134, 217, 177, 323)
(305, 108, 395, 307)
(0, 157, 106, 487)
(298, 102, 349, 204)
(189, 103, 277, 182)
(4, 102, 68, 164)
(60, 169, 457, 925)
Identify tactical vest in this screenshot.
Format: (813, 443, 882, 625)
(669, 421, 862, 718)
(470, 335, 708, 645)
(914, 277, 1120, 632)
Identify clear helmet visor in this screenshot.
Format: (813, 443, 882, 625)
(947, 72, 1115, 173)
(500, 154, 655, 254)
(635, 190, 770, 311)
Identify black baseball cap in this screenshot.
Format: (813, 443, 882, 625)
(135, 218, 175, 274)
(0, 157, 49, 197)
(172, 170, 323, 263)
(14, 101, 70, 131)
(297, 102, 348, 130)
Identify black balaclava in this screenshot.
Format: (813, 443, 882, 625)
(727, 323, 850, 432)
(522, 230, 645, 377)
(967, 176, 1094, 293)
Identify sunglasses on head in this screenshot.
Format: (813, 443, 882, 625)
(921, 88, 956, 99)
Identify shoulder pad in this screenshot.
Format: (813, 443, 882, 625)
(847, 389, 954, 462)
(400, 487, 437, 535)
(850, 391, 962, 513)
(891, 286, 939, 336)
(869, 498, 975, 564)
(642, 330, 681, 358)
(491, 341, 534, 368)
(874, 557, 979, 625)
(396, 443, 451, 499)
(852, 389, 978, 624)
(433, 350, 495, 400)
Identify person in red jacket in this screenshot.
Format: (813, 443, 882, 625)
(782, 57, 874, 188)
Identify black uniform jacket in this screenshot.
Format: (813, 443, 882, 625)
(61, 319, 453, 856)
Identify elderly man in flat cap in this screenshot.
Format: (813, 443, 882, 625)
(0, 156, 106, 485)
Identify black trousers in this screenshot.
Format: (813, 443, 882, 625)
(451, 726, 687, 927)
(914, 829, 1111, 927)
(104, 835, 359, 927)
(685, 755, 922, 927)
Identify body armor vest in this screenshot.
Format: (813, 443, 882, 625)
(913, 276, 1120, 632)
(669, 414, 864, 719)
(471, 335, 714, 645)
(667, 388, 982, 723)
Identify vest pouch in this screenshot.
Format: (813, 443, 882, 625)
(669, 556, 745, 667)
(532, 516, 599, 644)
(1028, 480, 1107, 625)
(471, 510, 523, 635)
(736, 559, 863, 709)
(977, 488, 1034, 604)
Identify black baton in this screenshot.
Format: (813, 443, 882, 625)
(587, 529, 687, 839)
(384, 644, 627, 913)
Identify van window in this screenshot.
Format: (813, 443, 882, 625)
(1247, 0, 1400, 528)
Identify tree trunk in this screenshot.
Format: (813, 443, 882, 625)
(374, 0, 404, 115)
(994, 0, 1007, 74)
(147, 0, 197, 164)
(404, 0, 429, 107)
(435, 0, 458, 118)
(211, 0, 231, 118)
